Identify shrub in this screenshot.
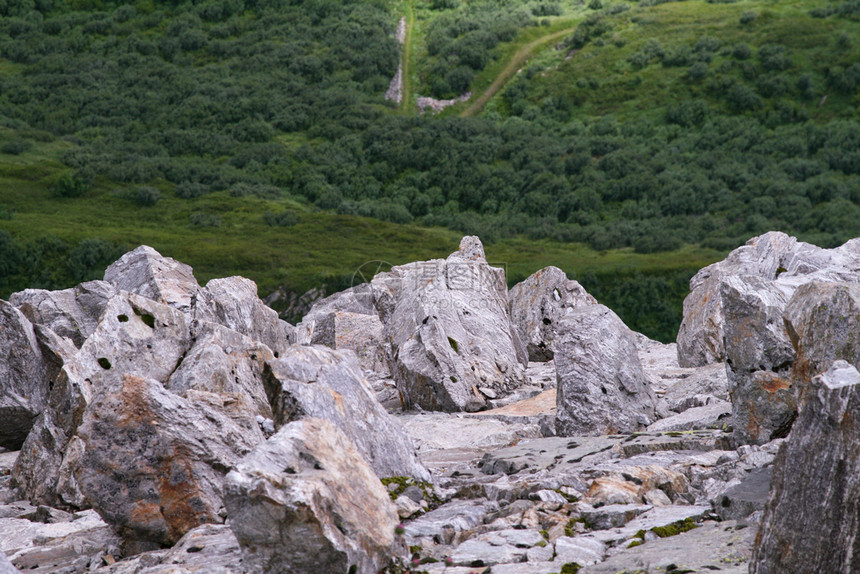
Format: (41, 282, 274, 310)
(175, 182, 209, 199)
(189, 212, 222, 227)
(688, 62, 708, 81)
(135, 186, 161, 206)
(52, 171, 92, 198)
(1, 139, 32, 155)
(588, 0, 602, 8)
(740, 10, 756, 24)
(263, 210, 299, 227)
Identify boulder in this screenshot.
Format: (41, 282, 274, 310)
(714, 466, 772, 521)
(751, 362, 860, 573)
(0, 301, 62, 450)
(371, 236, 528, 412)
(10, 280, 116, 348)
(192, 276, 294, 355)
(676, 231, 799, 367)
(264, 346, 429, 482)
(0, 553, 18, 574)
(309, 311, 389, 376)
(75, 373, 261, 554)
(224, 418, 404, 574)
(555, 305, 656, 436)
(295, 285, 378, 345)
(103, 246, 199, 313)
(508, 266, 596, 361)
(13, 292, 193, 508)
(721, 275, 796, 446)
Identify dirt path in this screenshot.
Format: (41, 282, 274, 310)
(460, 26, 575, 118)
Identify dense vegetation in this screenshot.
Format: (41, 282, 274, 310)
(0, 0, 858, 342)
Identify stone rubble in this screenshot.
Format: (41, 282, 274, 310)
(1, 232, 858, 573)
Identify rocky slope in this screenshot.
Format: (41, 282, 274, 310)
(0, 233, 856, 573)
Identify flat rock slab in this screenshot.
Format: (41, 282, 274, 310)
(582, 520, 755, 574)
(646, 401, 731, 432)
(582, 505, 712, 547)
(404, 500, 492, 542)
(467, 389, 556, 435)
(616, 430, 732, 456)
(401, 413, 542, 454)
(449, 539, 525, 566)
(480, 436, 618, 475)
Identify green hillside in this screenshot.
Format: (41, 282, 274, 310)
(0, 0, 858, 341)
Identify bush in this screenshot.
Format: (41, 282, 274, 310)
(189, 212, 222, 227)
(739, 10, 756, 24)
(1, 139, 32, 155)
(263, 210, 299, 226)
(688, 61, 708, 81)
(52, 171, 92, 198)
(175, 182, 209, 199)
(588, 0, 602, 8)
(135, 186, 161, 206)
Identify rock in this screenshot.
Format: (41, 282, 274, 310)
(166, 320, 275, 423)
(677, 231, 799, 367)
(583, 505, 712, 547)
(508, 266, 596, 361)
(264, 346, 430, 482)
(403, 413, 542, 454)
(751, 361, 860, 573)
(586, 477, 642, 506)
(783, 281, 860, 383)
(13, 292, 193, 508)
(721, 275, 796, 446)
(645, 401, 731, 432)
(395, 495, 423, 519)
(371, 236, 528, 412)
(479, 436, 618, 476)
(404, 500, 491, 543)
(0, 553, 19, 574)
(0, 301, 58, 449)
(553, 536, 606, 566)
(449, 539, 525, 566)
(104, 246, 200, 313)
(75, 373, 260, 553)
(581, 503, 652, 530)
(1, 509, 121, 573)
(715, 467, 772, 521)
(660, 362, 730, 412)
(10, 280, 116, 348)
(193, 276, 294, 355)
(554, 305, 656, 435)
(309, 311, 389, 377)
(642, 489, 672, 507)
(224, 418, 404, 574)
(582, 520, 754, 574)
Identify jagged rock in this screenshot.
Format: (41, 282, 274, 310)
(166, 320, 274, 423)
(75, 373, 260, 554)
(508, 266, 596, 361)
(104, 246, 200, 312)
(224, 418, 404, 574)
(721, 275, 796, 446)
(0, 301, 62, 450)
(10, 280, 116, 348)
(714, 467, 771, 521)
(1, 509, 120, 573)
(783, 281, 860, 382)
(677, 231, 799, 367)
(309, 311, 389, 376)
(582, 520, 754, 574)
(751, 361, 860, 573)
(193, 276, 294, 355)
(645, 401, 731, 432)
(295, 285, 378, 345)
(660, 362, 730, 413)
(13, 292, 193, 508)
(580, 503, 652, 530)
(371, 236, 528, 412)
(555, 305, 656, 436)
(264, 345, 430, 481)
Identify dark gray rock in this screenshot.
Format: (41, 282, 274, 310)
(265, 345, 430, 481)
(715, 467, 772, 521)
(103, 246, 200, 313)
(508, 266, 596, 361)
(10, 280, 116, 348)
(751, 361, 860, 574)
(224, 418, 404, 574)
(75, 373, 260, 554)
(371, 236, 528, 412)
(555, 305, 656, 436)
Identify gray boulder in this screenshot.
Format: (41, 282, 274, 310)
(0, 553, 19, 574)
(10, 280, 116, 348)
(714, 466, 772, 521)
(104, 246, 200, 313)
(751, 361, 860, 573)
(508, 266, 596, 361)
(264, 346, 430, 481)
(371, 236, 528, 412)
(555, 305, 656, 435)
(75, 373, 261, 554)
(193, 276, 294, 355)
(224, 418, 404, 574)
(310, 311, 389, 376)
(295, 285, 378, 345)
(0, 301, 63, 450)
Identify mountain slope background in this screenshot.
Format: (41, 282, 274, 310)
(0, 0, 858, 341)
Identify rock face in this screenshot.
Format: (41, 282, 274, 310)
(104, 245, 200, 312)
(509, 266, 596, 362)
(751, 362, 860, 573)
(555, 305, 656, 435)
(310, 311, 389, 376)
(371, 236, 528, 412)
(264, 345, 430, 481)
(10, 280, 116, 348)
(75, 373, 260, 553)
(0, 302, 58, 450)
(224, 418, 404, 574)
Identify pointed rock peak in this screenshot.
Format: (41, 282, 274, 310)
(453, 236, 486, 262)
(104, 246, 199, 312)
